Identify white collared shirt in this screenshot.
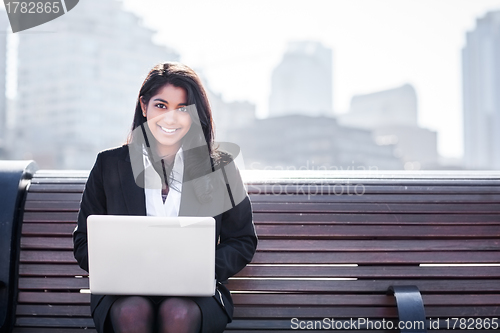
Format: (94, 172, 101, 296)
(142, 147, 184, 217)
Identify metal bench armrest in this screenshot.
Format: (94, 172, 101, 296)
(388, 285, 427, 333)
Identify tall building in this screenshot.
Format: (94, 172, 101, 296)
(463, 10, 500, 170)
(342, 84, 418, 128)
(339, 84, 439, 169)
(208, 90, 256, 142)
(269, 41, 333, 117)
(13, 0, 178, 169)
(226, 115, 403, 170)
(0, 12, 8, 158)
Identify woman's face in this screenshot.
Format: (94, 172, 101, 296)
(140, 83, 192, 157)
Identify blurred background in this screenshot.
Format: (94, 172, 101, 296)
(1, 0, 500, 170)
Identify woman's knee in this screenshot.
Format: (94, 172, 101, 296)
(158, 297, 201, 332)
(110, 296, 154, 331)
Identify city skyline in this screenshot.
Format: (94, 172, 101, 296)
(120, 0, 500, 160)
(1, 1, 500, 165)
(2, 0, 178, 169)
(463, 10, 500, 169)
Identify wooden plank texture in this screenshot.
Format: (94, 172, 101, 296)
(13, 329, 96, 333)
(254, 225, 500, 239)
(235, 265, 500, 278)
(17, 292, 90, 304)
(19, 237, 500, 251)
(225, 279, 500, 293)
(255, 239, 500, 251)
(251, 202, 500, 213)
(18, 264, 88, 276)
(17, 249, 500, 264)
(12, 170, 500, 332)
(253, 212, 500, 223)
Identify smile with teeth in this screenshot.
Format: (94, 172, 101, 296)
(159, 125, 179, 134)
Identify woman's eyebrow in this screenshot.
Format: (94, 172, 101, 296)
(152, 99, 187, 107)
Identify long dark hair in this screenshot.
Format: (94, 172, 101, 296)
(128, 62, 217, 154)
(128, 62, 223, 201)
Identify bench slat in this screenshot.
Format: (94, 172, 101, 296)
(17, 263, 500, 279)
(255, 225, 500, 239)
(19, 238, 500, 252)
(230, 294, 500, 306)
(22, 206, 500, 225)
(15, 317, 94, 328)
(236, 266, 500, 278)
(225, 319, 341, 330)
(226, 329, 498, 333)
(249, 184, 500, 194)
(23, 212, 79, 223)
(23, 200, 500, 213)
(18, 250, 500, 264)
(24, 201, 80, 212)
(255, 239, 500, 251)
(253, 213, 500, 223)
(18, 292, 499, 307)
(26, 193, 83, 201)
(19, 264, 87, 276)
(27, 184, 85, 193)
(21, 223, 500, 238)
(27, 191, 500, 203)
(226, 318, 500, 331)
(13, 329, 96, 333)
(245, 177, 500, 185)
(30, 177, 87, 183)
(224, 325, 394, 333)
(18, 292, 90, 304)
(21, 237, 74, 250)
(22, 223, 76, 236)
(31, 305, 490, 319)
(226, 279, 500, 293)
(250, 252, 500, 264)
(426, 306, 500, 317)
(232, 305, 500, 318)
(18, 277, 88, 290)
(18, 277, 500, 293)
(23, 212, 500, 224)
(16, 305, 90, 316)
(20, 251, 77, 264)
(233, 306, 398, 318)
(252, 202, 500, 213)
(250, 193, 500, 203)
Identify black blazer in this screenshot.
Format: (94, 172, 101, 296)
(73, 145, 258, 321)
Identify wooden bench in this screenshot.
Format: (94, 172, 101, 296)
(2, 162, 500, 332)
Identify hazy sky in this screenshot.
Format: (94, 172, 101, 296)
(3, 1, 500, 159)
(120, 0, 500, 159)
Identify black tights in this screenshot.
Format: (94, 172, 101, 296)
(109, 296, 202, 333)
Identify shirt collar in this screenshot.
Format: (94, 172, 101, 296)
(142, 145, 184, 165)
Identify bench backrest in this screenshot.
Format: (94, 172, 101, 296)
(13, 170, 500, 332)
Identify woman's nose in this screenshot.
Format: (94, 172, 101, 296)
(162, 109, 177, 123)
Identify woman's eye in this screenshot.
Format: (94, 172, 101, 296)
(155, 104, 166, 109)
(178, 106, 188, 112)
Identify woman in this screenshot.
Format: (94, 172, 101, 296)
(73, 62, 258, 333)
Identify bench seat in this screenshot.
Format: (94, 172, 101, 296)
(10, 170, 500, 332)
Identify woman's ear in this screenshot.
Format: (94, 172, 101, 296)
(140, 97, 147, 117)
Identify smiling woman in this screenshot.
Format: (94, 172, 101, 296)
(139, 84, 192, 158)
(72, 62, 258, 333)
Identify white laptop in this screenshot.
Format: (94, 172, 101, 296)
(87, 215, 216, 296)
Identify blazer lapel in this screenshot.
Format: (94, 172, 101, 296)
(179, 172, 203, 217)
(118, 153, 146, 216)
(179, 170, 227, 217)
